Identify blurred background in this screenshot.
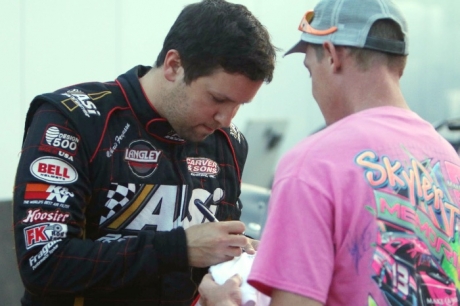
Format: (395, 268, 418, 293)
(1, 0, 460, 304)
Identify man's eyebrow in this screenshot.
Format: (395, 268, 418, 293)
(212, 92, 236, 103)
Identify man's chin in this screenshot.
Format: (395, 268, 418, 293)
(181, 132, 212, 143)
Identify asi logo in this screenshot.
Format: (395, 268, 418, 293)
(30, 156, 78, 184)
(124, 140, 162, 178)
(61, 89, 103, 117)
(24, 222, 68, 249)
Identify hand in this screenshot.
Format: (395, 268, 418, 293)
(198, 273, 242, 306)
(185, 221, 249, 267)
(242, 238, 259, 255)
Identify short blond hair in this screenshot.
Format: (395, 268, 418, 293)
(311, 19, 407, 73)
(348, 19, 407, 72)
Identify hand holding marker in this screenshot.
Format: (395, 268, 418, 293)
(194, 198, 250, 253)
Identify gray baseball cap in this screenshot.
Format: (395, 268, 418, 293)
(285, 0, 409, 56)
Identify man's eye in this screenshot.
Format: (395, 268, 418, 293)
(212, 96, 226, 103)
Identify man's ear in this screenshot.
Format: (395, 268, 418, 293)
(323, 41, 342, 73)
(163, 50, 183, 82)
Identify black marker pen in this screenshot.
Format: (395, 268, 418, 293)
(194, 199, 219, 222)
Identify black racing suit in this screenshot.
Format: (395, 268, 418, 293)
(13, 66, 248, 305)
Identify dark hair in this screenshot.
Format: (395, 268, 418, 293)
(155, 0, 277, 84)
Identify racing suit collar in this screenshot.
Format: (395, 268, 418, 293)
(116, 65, 186, 145)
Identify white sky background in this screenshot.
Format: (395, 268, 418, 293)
(1, 0, 459, 200)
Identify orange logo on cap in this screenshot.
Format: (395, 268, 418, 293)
(298, 10, 337, 36)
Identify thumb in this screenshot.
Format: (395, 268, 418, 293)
(225, 274, 243, 287)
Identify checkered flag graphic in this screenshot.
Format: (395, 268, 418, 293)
(100, 183, 137, 224)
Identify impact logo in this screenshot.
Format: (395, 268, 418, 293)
(61, 89, 108, 117)
(187, 157, 220, 178)
(124, 140, 162, 178)
(24, 183, 74, 203)
(24, 222, 68, 249)
(39, 125, 80, 161)
(30, 156, 78, 184)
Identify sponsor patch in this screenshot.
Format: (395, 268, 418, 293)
(24, 222, 68, 249)
(124, 140, 161, 178)
(165, 131, 184, 142)
(61, 89, 110, 117)
(39, 124, 80, 161)
(107, 123, 130, 157)
(25, 183, 74, 203)
(29, 239, 61, 270)
(22, 208, 70, 224)
(30, 157, 78, 184)
(229, 123, 243, 143)
(186, 157, 220, 178)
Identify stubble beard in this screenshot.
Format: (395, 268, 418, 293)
(160, 83, 207, 143)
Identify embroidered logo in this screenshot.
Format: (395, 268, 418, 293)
(186, 157, 220, 178)
(124, 140, 161, 178)
(229, 123, 243, 143)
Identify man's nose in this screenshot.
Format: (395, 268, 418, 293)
(214, 105, 240, 128)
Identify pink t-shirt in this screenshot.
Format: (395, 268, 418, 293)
(248, 107, 460, 305)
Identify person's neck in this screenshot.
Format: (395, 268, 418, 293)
(139, 67, 165, 115)
(327, 66, 409, 124)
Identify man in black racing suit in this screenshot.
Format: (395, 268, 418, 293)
(12, 1, 277, 305)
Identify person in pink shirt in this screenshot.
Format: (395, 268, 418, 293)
(198, 0, 460, 305)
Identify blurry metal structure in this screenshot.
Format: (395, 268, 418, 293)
(0, 201, 23, 305)
(434, 117, 460, 155)
(239, 183, 271, 240)
(241, 120, 288, 189)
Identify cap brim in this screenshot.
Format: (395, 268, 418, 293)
(283, 40, 308, 57)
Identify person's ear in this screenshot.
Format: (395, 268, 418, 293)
(163, 50, 183, 82)
(323, 41, 342, 73)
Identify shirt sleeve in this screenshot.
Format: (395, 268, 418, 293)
(13, 102, 189, 297)
(247, 172, 334, 304)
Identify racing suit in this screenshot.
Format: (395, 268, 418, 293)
(13, 65, 248, 305)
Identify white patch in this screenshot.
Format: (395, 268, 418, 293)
(30, 156, 78, 184)
(24, 223, 68, 249)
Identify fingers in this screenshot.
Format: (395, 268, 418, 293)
(241, 240, 256, 255)
(198, 273, 242, 306)
(226, 233, 249, 248)
(185, 221, 251, 267)
(242, 238, 259, 254)
(221, 222, 256, 256)
(226, 247, 243, 258)
(224, 274, 242, 287)
(221, 220, 246, 235)
(201, 273, 215, 285)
